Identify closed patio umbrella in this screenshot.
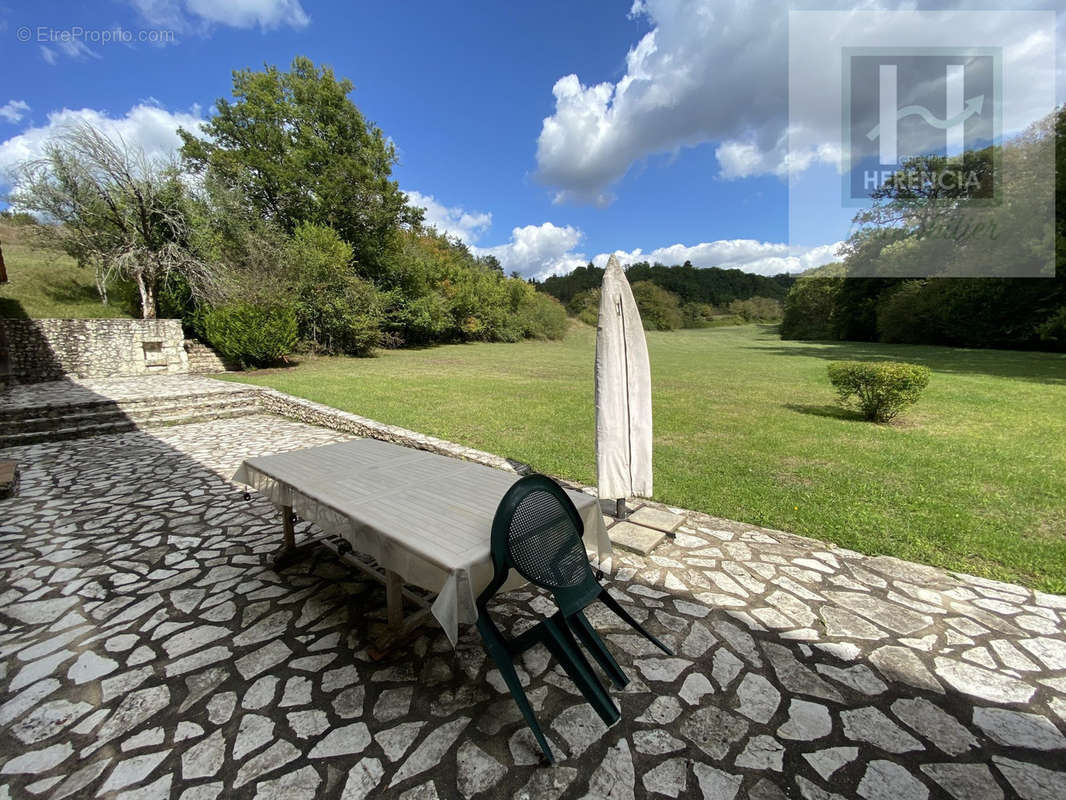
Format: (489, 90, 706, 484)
(595, 255, 652, 518)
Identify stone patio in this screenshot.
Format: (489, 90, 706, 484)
(1, 396, 1065, 799)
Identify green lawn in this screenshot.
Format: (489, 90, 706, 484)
(0, 225, 132, 319)
(223, 324, 1066, 593)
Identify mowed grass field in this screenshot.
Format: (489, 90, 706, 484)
(224, 323, 1066, 593)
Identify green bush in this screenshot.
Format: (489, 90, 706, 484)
(827, 361, 931, 422)
(202, 301, 298, 367)
(516, 290, 568, 339)
(285, 222, 383, 355)
(728, 296, 782, 322)
(632, 280, 683, 330)
(680, 302, 717, 328)
(567, 288, 600, 326)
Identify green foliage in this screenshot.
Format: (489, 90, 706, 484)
(284, 222, 382, 355)
(827, 361, 931, 422)
(372, 227, 566, 345)
(0, 223, 135, 320)
(540, 259, 794, 307)
(728, 296, 782, 322)
(514, 287, 568, 340)
(680, 302, 718, 328)
(12, 121, 214, 319)
(202, 301, 298, 367)
(631, 281, 683, 330)
(1036, 307, 1066, 345)
(792, 107, 1066, 352)
(780, 270, 843, 340)
(567, 288, 600, 326)
(0, 210, 37, 226)
(179, 57, 419, 273)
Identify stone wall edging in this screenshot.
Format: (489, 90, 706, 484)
(255, 387, 534, 476)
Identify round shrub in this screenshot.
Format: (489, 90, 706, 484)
(827, 361, 931, 422)
(202, 301, 298, 368)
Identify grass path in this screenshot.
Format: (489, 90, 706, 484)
(224, 324, 1066, 592)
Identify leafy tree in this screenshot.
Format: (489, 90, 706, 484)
(284, 222, 383, 355)
(179, 57, 420, 271)
(12, 121, 215, 318)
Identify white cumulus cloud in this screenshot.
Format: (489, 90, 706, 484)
(536, 0, 1064, 204)
(0, 101, 30, 124)
(472, 223, 588, 280)
(405, 192, 840, 279)
(593, 240, 843, 276)
(405, 190, 492, 244)
(0, 103, 203, 179)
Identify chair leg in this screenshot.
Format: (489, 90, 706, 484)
(476, 616, 555, 763)
(598, 589, 675, 656)
(543, 616, 620, 727)
(567, 610, 630, 688)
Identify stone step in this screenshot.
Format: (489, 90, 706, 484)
(0, 419, 138, 448)
(3, 395, 260, 434)
(0, 405, 261, 449)
(0, 387, 259, 424)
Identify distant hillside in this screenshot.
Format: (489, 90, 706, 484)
(537, 260, 795, 306)
(0, 222, 134, 320)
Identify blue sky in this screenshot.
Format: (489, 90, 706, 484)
(0, 1, 1061, 278)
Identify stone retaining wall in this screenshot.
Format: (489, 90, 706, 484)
(257, 388, 533, 476)
(0, 318, 189, 383)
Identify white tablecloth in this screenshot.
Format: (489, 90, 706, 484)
(232, 437, 611, 645)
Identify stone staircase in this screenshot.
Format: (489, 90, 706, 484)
(184, 339, 238, 374)
(0, 385, 262, 449)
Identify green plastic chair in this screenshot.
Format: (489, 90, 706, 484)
(476, 474, 673, 763)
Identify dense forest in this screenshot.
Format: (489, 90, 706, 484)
(538, 261, 794, 330)
(539, 261, 793, 306)
(781, 107, 1066, 352)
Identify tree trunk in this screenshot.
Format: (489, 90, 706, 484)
(137, 274, 157, 319)
(95, 268, 109, 306)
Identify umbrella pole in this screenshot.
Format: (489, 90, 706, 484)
(615, 498, 627, 520)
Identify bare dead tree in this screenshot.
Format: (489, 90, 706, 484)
(9, 121, 219, 318)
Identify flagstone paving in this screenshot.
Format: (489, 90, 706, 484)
(1, 413, 1065, 799)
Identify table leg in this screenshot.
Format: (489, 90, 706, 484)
(385, 569, 404, 629)
(274, 504, 301, 570)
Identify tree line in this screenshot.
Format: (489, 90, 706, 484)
(538, 261, 792, 330)
(781, 107, 1066, 352)
(9, 57, 567, 365)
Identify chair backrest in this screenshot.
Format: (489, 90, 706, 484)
(490, 474, 593, 591)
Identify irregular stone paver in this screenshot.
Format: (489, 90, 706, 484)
(0, 390, 1062, 799)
